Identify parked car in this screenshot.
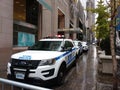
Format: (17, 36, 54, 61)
(81, 41, 89, 52)
(73, 40, 83, 57)
(7, 38, 78, 86)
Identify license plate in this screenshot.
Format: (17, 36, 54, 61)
(15, 72, 25, 79)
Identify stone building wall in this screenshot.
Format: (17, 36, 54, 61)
(0, 0, 13, 71)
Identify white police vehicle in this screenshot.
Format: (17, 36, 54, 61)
(7, 38, 77, 85)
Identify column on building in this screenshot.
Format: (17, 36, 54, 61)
(0, 0, 13, 70)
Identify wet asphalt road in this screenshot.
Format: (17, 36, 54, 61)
(53, 45, 98, 90)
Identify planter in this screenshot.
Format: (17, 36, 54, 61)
(97, 50, 120, 89)
(98, 51, 120, 74)
(99, 54, 113, 74)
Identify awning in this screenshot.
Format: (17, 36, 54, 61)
(58, 28, 83, 33)
(37, 0, 52, 11)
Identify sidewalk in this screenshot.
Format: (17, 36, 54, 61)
(97, 82, 120, 90)
(0, 65, 7, 79)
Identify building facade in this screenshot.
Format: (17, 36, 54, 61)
(0, 0, 86, 70)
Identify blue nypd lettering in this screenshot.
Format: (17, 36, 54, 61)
(19, 55, 31, 60)
(55, 48, 76, 60)
(55, 48, 76, 65)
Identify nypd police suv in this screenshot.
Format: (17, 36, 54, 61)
(7, 38, 78, 85)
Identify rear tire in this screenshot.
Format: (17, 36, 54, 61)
(73, 55, 77, 66)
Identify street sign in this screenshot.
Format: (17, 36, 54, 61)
(116, 6, 120, 31)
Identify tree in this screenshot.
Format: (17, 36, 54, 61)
(110, 0, 118, 89)
(87, 0, 110, 46)
(95, 0, 110, 40)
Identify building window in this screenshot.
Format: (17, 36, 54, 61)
(13, 0, 39, 47)
(58, 9, 65, 29)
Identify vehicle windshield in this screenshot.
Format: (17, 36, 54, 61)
(28, 41, 62, 51)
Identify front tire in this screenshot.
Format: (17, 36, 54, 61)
(56, 64, 66, 86)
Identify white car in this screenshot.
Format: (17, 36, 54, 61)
(81, 41, 89, 52)
(7, 38, 77, 85)
(73, 40, 83, 57)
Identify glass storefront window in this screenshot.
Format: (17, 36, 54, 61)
(18, 32, 35, 47)
(13, 21, 37, 47)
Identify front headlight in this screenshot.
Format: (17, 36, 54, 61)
(39, 59, 56, 66)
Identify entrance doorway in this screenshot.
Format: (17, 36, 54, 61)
(58, 9, 65, 29)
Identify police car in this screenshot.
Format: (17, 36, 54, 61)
(7, 38, 77, 85)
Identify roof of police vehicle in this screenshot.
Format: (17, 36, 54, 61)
(39, 38, 73, 42)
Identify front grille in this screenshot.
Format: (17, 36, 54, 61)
(11, 59, 40, 69)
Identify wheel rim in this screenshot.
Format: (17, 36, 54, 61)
(57, 67, 65, 85)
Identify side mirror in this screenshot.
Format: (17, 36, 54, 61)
(61, 46, 72, 51)
(61, 46, 65, 51)
(65, 47, 72, 51)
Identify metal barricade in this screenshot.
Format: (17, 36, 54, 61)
(0, 78, 52, 90)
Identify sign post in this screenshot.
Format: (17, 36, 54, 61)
(116, 6, 120, 80)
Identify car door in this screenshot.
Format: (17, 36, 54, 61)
(64, 41, 75, 66)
